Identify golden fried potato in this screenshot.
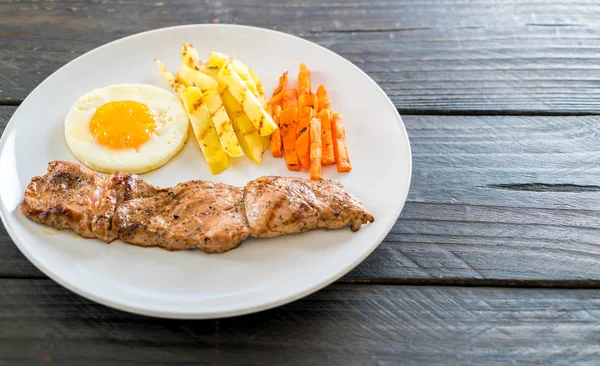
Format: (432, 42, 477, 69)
(181, 86, 229, 174)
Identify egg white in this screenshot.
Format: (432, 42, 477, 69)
(64, 84, 189, 174)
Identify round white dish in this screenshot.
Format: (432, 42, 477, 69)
(0, 24, 411, 319)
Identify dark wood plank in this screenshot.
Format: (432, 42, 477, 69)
(2, 0, 600, 112)
(1, 280, 600, 366)
(2, 106, 600, 283)
(351, 114, 600, 283)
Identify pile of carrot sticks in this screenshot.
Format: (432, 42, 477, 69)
(268, 64, 351, 180)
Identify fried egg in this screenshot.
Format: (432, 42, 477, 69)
(65, 84, 189, 174)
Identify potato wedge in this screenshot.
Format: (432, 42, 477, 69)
(181, 43, 202, 70)
(202, 88, 243, 157)
(207, 52, 258, 96)
(199, 65, 227, 93)
(181, 86, 229, 174)
(155, 59, 184, 96)
(261, 136, 270, 152)
(178, 63, 219, 91)
(235, 121, 265, 164)
(218, 63, 277, 136)
(248, 67, 266, 107)
(262, 104, 272, 152)
(220, 90, 255, 134)
(207, 52, 249, 74)
(220, 90, 264, 164)
(180, 44, 225, 93)
(246, 81, 258, 97)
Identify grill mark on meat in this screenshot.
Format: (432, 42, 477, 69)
(21, 161, 374, 253)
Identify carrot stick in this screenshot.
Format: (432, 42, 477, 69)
(271, 105, 283, 157)
(298, 93, 319, 110)
(280, 107, 300, 171)
(282, 88, 298, 110)
(296, 106, 313, 169)
(309, 118, 322, 180)
(331, 113, 352, 172)
(280, 89, 298, 165)
(298, 63, 311, 96)
(316, 85, 331, 112)
(267, 71, 288, 105)
(268, 77, 286, 158)
(315, 85, 334, 164)
(317, 109, 335, 165)
(295, 91, 318, 168)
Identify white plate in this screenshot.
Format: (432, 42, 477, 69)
(0, 25, 411, 319)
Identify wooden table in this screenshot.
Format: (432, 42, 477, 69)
(2, 1, 600, 364)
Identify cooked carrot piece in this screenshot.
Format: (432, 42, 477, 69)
(298, 63, 311, 96)
(309, 118, 322, 180)
(298, 93, 319, 110)
(331, 113, 351, 172)
(316, 85, 331, 112)
(267, 71, 288, 105)
(317, 109, 335, 165)
(271, 105, 283, 157)
(279, 89, 298, 162)
(280, 107, 300, 171)
(282, 88, 298, 110)
(268, 76, 286, 158)
(296, 106, 314, 169)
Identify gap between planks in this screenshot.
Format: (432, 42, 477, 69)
(4, 273, 600, 290)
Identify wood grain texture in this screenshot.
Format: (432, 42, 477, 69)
(1, 280, 600, 366)
(354, 114, 600, 283)
(2, 107, 600, 283)
(2, 0, 600, 112)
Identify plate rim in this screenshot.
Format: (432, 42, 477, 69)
(0, 23, 412, 319)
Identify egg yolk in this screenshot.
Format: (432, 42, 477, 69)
(90, 101, 156, 149)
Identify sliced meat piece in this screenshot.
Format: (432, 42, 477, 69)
(243, 176, 374, 237)
(20, 161, 156, 242)
(21, 161, 101, 239)
(92, 171, 158, 241)
(310, 178, 375, 231)
(113, 180, 250, 253)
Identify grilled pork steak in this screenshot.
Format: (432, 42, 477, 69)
(21, 161, 374, 253)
